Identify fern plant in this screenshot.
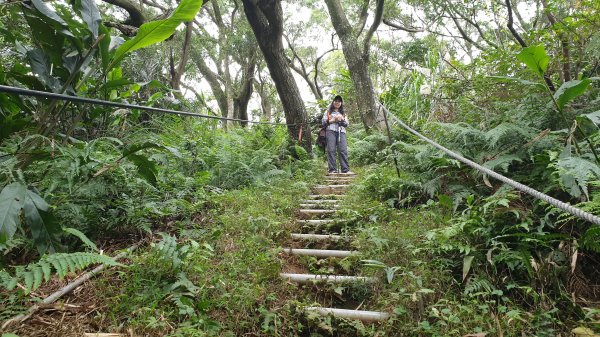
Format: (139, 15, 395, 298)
(2, 252, 120, 294)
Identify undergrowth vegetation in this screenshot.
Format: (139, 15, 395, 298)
(342, 42, 600, 335)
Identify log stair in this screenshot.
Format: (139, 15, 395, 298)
(281, 172, 390, 323)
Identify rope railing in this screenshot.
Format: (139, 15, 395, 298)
(0, 85, 294, 126)
(379, 103, 600, 226)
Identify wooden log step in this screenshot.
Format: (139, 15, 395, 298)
(301, 199, 340, 204)
(326, 172, 357, 176)
(282, 248, 358, 258)
(304, 307, 390, 322)
(299, 203, 339, 209)
(299, 209, 336, 216)
(307, 194, 345, 199)
(314, 184, 349, 189)
(290, 233, 343, 241)
(324, 180, 353, 184)
(281, 273, 374, 284)
(297, 219, 336, 226)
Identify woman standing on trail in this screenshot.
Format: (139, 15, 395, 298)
(322, 95, 351, 174)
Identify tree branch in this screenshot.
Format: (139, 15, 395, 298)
(382, 19, 424, 33)
(361, 0, 384, 58)
(356, 0, 370, 37)
(101, 0, 145, 27)
(447, 4, 499, 49)
(104, 21, 138, 36)
(505, 0, 527, 47)
(448, 11, 485, 50)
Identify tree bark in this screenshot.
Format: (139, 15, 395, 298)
(234, 56, 256, 126)
(101, 0, 146, 27)
(241, 0, 312, 152)
(324, 0, 385, 131)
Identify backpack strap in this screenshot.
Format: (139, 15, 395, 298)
(327, 109, 331, 124)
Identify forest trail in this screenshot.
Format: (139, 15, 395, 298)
(280, 172, 390, 322)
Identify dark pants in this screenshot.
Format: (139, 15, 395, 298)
(326, 130, 349, 173)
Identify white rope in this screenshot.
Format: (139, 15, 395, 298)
(379, 103, 600, 225)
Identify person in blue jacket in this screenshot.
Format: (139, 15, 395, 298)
(321, 95, 351, 173)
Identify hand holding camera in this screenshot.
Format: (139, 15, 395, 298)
(332, 115, 344, 123)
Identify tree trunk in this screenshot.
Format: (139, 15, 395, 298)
(323, 0, 384, 131)
(234, 59, 256, 127)
(191, 53, 229, 119)
(241, 0, 311, 152)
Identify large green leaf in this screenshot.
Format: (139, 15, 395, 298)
(128, 154, 158, 186)
(23, 190, 59, 254)
(517, 44, 549, 77)
(0, 183, 27, 244)
(27, 49, 62, 92)
(74, 0, 101, 38)
(23, 10, 65, 65)
(110, 0, 204, 68)
(554, 79, 591, 110)
(30, 0, 70, 30)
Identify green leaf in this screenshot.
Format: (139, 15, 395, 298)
(74, 0, 101, 38)
(99, 78, 135, 91)
(128, 154, 158, 186)
(554, 79, 591, 110)
(29, 0, 70, 30)
(27, 49, 62, 92)
(110, 0, 204, 68)
(23, 190, 59, 254)
(39, 260, 52, 282)
(23, 271, 34, 294)
(0, 183, 27, 244)
(98, 24, 112, 71)
(579, 110, 600, 125)
(63, 227, 98, 251)
(462, 255, 474, 281)
(122, 141, 166, 157)
(517, 44, 550, 77)
(22, 10, 65, 66)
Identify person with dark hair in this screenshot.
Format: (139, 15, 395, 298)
(321, 95, 351, 173)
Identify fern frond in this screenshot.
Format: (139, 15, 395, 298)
(437, 122, 485, 146)
(581, 226, 600, 253)
(553, 157, 600, 199)
(483, 154, 523, 173)
(484, 122, 536, 149)
(464, 275, 495, 296)
(9, 252, 120, 294)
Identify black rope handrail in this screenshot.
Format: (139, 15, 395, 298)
(0, 85, 294, 126)
(379, 103, 600, 226)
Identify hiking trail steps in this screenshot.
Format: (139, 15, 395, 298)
(280, 172, 391, 322)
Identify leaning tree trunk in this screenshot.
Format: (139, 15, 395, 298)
(241, 0, 311, 152)
(323, 0, 385, 131)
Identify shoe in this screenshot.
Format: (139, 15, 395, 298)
(341, 170, 354, 174)
(328, 170, 339, 174)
